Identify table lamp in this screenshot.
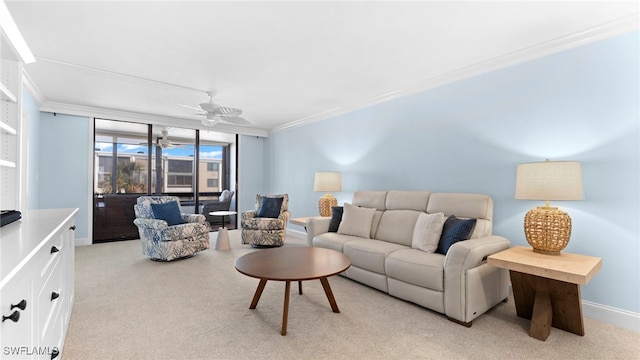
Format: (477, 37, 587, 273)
(314, 172, 342, 217)
(515, 160, 583, 255)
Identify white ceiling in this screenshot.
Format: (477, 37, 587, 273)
(6, 1, 639, 137)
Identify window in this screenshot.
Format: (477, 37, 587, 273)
(207, 162, 219, 171)
(94, 123, 149, 194)
(207, 179, 218, 188)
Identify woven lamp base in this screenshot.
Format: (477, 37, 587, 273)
(524, 206, 572, 255)
(318, 194, 337, 217)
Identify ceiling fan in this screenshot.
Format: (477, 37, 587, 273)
(142, 129, 184, 149)
(179, 91, 252, 127)
(157, 129, 175, 149)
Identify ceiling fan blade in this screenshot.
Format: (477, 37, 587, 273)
(219, 116, 251, 125)
(179, 104, 207, 113)
(211, 106, 242, 116)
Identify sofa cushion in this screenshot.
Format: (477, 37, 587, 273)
(151, 201, 184, 226)
(385, 248, 445, 291)
(313, 232, 357, 253)
(436, 215, 477, 255)
(411, 212, 446, 253)
(343, 238, 407, 274)
(385, 190, 430, 211)
(338, 203, 376, 238)
(328, 206, 343, 232)
(352, 191, 387, 210)
(375, 210, 422, 246)
(257, 196, 284, 218)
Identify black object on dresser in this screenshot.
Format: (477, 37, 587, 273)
(0, 210, 21, 227)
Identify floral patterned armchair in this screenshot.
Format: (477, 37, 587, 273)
(241, 194, 291, 247)
(133, 196, 210, 261)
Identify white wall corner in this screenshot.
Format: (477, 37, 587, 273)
(22, 70, 45, 105)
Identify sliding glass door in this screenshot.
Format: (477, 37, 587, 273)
(93, 119, 236, 242)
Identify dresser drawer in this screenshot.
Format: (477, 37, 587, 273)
(33, 233, 65, 282)
(38, 254, 63, 345)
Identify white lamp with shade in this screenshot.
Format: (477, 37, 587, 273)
(515, 160, 583, 255)
(314, 172, 342, 217)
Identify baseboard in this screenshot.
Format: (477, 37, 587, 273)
(506, 284, 639, 333)
(583, 300, 640, 333)
(286, 228, 307, 240)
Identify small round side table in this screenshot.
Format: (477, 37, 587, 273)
(209, 210, 237, 251)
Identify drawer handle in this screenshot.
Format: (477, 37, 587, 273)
(10, 299, 27, 311)
(50, 245, 60, 254)
(70, 225, 76, 231)
(51, 292, 60, 301)
(2, 310, 20, 323)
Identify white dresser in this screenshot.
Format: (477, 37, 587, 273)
(0, 209, 78, 359)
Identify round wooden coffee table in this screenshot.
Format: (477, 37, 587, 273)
(235, 247, 351, 335)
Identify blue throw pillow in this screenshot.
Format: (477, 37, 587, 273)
(436, 215, 477, 255)
(151, 201, 185, 226)
(257, 197, 284, 218)
(328, 206, 343, 232)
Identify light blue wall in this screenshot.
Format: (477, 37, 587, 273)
(22, 88, 40, 209)
(38, 113, 91, 240)
(238, 135, 266, 214)
(263, 31, 640, 314)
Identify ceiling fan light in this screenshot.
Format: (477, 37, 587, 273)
(199, 102, 219, 112)
(201, 119, 217, 127)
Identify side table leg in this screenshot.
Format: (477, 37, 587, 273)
(215, 227, 231, 250)
(530, 281, 552, 341)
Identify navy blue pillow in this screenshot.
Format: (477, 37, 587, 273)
(151, 201, 184, 226)
(436, 215, 477, 255)
(257, 197, 284, 218)
(328, 206, 343, 232)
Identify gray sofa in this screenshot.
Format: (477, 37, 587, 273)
(305, 190, 510, 326)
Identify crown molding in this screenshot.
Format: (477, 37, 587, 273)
(270, 13, 639, 134)
(39, 101, 269, 137)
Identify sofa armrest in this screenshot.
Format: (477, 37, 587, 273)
(133, 218, 169, 231)
(183, 214, 206, 224)
(241, 210, 257, 221)
(280, 210, 291, 223)
(444, 235, 511, 272)
(443, 235, 511, 322)
(306, 217, 332, 246)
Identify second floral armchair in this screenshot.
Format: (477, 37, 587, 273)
(241, 194, 290, 247)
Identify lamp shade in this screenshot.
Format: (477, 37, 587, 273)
(515, 160, 583, 201)
(314, 172, 342, 192)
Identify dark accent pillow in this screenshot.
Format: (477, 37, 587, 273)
(257, 197, 284, 218)
(151, 201, 184, 226)
(328, 206, 344, 232)
(436, 215, 477, 255)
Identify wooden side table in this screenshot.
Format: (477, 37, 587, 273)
(488, 246, 602, 341)
(290, 216, 325, 232)
(289, 217, 313, 228)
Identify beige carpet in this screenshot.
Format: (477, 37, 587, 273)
(62, 231, 639, 360)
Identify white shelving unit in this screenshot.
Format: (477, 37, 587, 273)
(1, 13, 28, 211)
